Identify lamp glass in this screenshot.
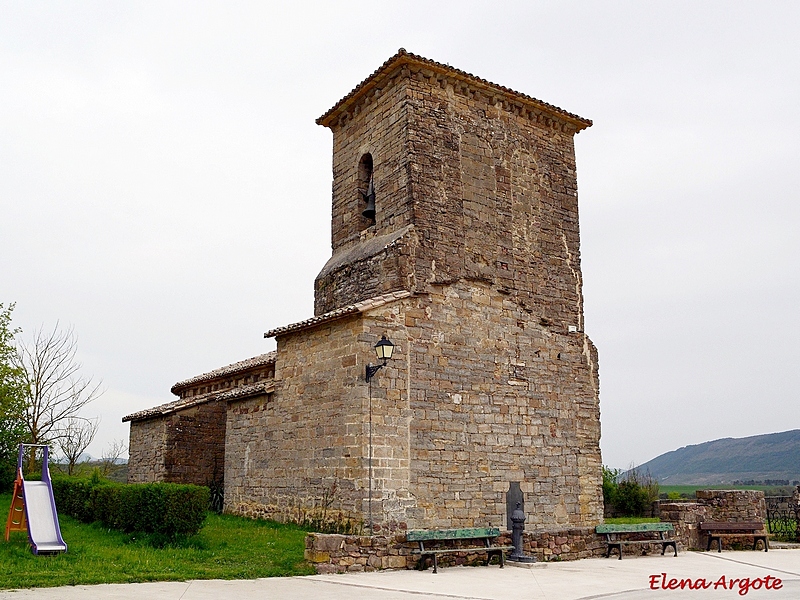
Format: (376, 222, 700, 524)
(374, 336, 394, 360)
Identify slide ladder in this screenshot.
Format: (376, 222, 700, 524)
(3, 444, 67, 554)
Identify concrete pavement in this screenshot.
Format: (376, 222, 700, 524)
(1, 549, 798, 599)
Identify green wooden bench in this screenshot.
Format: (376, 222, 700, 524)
(700, 521, 768, 552)
(595, 523, 677, 560)
(406, 528, 512, 573)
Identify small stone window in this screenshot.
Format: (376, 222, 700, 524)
(358, 153, 375, 225)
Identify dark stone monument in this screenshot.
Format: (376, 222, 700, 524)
(506, 481, 523, 531)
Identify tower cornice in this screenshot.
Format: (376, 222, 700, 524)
(316, 48, 592, 133)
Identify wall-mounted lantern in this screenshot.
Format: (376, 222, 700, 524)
(365, 335, 394, 382)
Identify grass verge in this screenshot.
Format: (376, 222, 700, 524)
(0, 493, 314, 589)
(604, 517, 660, 524)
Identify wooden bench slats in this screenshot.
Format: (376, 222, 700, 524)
(699, 521, 768, 553)
(699, 522, 764, 531)
(407, 527, 500, 541)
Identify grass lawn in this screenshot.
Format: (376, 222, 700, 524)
(0, 493, 314, 589)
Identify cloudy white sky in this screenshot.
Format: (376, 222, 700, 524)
(2, 1, 798, 469)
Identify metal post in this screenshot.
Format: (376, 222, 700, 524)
(509, 502, 536, 563)
(368, 375, 373, 534)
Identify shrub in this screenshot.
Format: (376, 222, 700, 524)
(0, 460, 16, 493)
(52, 477, 209, 537)
(602, 466, 621, 507)
(603, 465, 659, 517)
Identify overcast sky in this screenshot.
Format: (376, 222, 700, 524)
(2, 1, 798, 469)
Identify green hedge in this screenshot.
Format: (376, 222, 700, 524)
(52, 478, 209, 537)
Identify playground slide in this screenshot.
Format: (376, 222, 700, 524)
(4, 444, 67, 555)
(23, 479, 67, 554)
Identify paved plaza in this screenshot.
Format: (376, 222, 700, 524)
(2, 549, 798, 600)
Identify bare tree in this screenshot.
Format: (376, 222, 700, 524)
(15, 324, 103, 472)
(100, 438, 128, 476)
(56, 417, 99, 475)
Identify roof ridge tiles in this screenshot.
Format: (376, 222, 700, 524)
(317, 48, 591, 130)
(170, 351, 276, 395)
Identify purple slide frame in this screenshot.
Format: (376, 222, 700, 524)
(17, 444, 68, 554)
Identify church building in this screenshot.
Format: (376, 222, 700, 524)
(124, 49, 603, 532)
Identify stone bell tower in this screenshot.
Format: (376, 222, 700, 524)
(314, 49, 592, 336)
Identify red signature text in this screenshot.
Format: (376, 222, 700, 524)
(649, 573, 783, 595)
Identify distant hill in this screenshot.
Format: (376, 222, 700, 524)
(636, 429, 800, 486)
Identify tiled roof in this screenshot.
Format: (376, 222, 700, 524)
(122, 381, 275, 422)
(264, 290, 413, 339)
(317, 48, 592, 131)
(122, 394, 213, 422)
(170, 352, 276, 395)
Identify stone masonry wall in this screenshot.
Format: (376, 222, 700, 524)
(659, 491, 767, 551)
(405, 70, 586, 334)
(127, 418, 167, 482)
(126, 355, 275, 487)
(659, 501, 707, 550)
(128, 401, 226, 486)
(224, 313, 412, 530)
(161, 400, 227, 486)
(390, 282, 602, 529)
(695, 489, 767, 522)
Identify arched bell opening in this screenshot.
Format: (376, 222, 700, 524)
(358, 153, 375, 226)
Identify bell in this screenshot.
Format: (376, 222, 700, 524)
(361, 177, 376, 220)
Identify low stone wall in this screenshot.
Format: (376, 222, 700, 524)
(499, 528, 605, 562)
(305, 533, 413, 573)
(305, 527, 605, 573)
(659, 490, 767, 551)
(659, 501, 706, 550)
(695, 489, 766, 522)
(305, 491, 770, 573)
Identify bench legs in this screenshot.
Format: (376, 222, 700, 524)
(419, 550, 505, 573)
(607, 541, 677, 559)
(706, 535, 768, 553)
(607, 542, 623, 560)
(418, 554, 439, 573)
(661, 541, 678, 557)
(488, 549, 505, 568)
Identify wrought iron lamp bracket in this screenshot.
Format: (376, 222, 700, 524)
(365, 360, 387, 383)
